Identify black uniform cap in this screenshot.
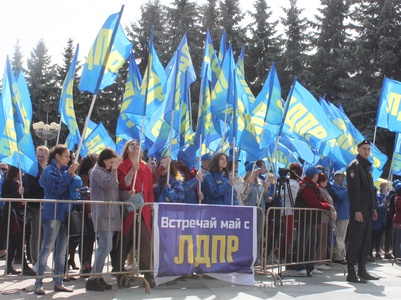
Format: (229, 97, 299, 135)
(357, 140, 370, 148)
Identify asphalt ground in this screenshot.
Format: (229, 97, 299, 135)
(1, 255, 400, 299)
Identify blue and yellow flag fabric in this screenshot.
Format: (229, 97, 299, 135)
(319, 98, 356, 166)
(58, 44, 81, 150)
(82, 121, 116, 156)
(218, 31, 226, 66)
(376, 77, 401, 133)
(211, 46, 235, 120)
(116, 52, 142, 154)
(335, 102, 387, 181)
(283, 80, 342, 149)
(235, 70, 260, 161)
(236, 46, 255, 111)
(78, 5, 131, 94)
(392, 133, 401, 176)
(149, 34, 196, 158)
(66, 119, 97, 154)
(280, 131, 316, 165)
(0, 58, 37, 176)
(252, 63, 282, 126)
(201, 30, 221, 90)
(125, 29, 166, 153)
(236, 45, 246, 78)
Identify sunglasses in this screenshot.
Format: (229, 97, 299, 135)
(0, 168, 8, 171)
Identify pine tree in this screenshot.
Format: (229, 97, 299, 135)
(346, 0, 401, 175)
(26, 39, 58, 137)
(246, 0, 282, 95)
(219, 0, 246, 56)
(165, 0, 203, 70)
(11, 39, 24, 75)
(308, 0, 352, 102)
(200, 0, 221, 47)
(279, 0, 311, 96)
(126, 0, 166, 73)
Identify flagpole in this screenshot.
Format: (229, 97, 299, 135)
(231, 137, 236, 206)
(75, 6, 125, 163)
(220, 103, 229, 152)
(372, 125, 378, 145)
(166, 111, 175, 185)
(199, 133, 202, 204)
(74, 94, 97, 163)
(56, 119, 62, 145)
(131, 115, 146, 193)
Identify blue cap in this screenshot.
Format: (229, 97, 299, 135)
(201, 153, 213, 161)
(228, 155, 241, 163)
(393, 179, 400, 188)
(305, 166, 320, 177)
(245, 163, 259, 173)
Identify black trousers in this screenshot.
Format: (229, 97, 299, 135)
(346, 213, 372, 265)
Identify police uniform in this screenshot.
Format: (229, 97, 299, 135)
(345, 140, 379, 283)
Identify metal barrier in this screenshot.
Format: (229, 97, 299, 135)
(260, 206, 339, 284)
(0, 198, 150, 292)
(0, 199, 340, 290)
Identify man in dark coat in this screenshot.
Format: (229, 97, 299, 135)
(346, 140, 379, 283)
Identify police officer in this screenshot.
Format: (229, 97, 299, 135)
(346, 140, 379, 283)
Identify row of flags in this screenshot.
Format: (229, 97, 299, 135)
(0, 5, 400, 182)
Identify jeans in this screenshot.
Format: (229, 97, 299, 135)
(35, 220, 68, 288)
(394, 227, 401, 258)
(92, 231, 113, 274)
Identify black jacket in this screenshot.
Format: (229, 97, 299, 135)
(346, 154, 376, 218)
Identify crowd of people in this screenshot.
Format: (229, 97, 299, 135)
(0, 139, 401, 294)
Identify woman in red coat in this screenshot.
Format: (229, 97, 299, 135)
(112, 139, 155, 287)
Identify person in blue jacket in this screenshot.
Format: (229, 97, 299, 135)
(330, 170, 350, 264)
(370, 182, 388, 260)
(154, 158, 185, 203)
(34, 145, 80, 295)
(176, 149, 203, 204)
(202, 153, 236, 205)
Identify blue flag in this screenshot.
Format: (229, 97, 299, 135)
(201, 30, 221, 91)
(376, 77, 401, 133)
(78, 5, 131, 94)
(283, 80, 342, 148)
(58, 44, 81, 149)
(392, 133, 401, 176)
(116, 52, 142, 153)
(149, 34, 196, 157)
(125, 29, 167, 153)
(335, 103, 387, 181)
(252, 63, 282, 126)
(218, 31, 226, 65)
(0, 58, 38, 176)
(82, 122, 116, 156)
(319, 98, 356, 166)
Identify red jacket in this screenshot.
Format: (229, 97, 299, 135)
(118, 158, 154, 236)
(298, 177, 331, 210)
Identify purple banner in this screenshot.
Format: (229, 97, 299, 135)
(153, 203, 256, 277)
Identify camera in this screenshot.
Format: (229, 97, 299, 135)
(278, 168, 290, 178)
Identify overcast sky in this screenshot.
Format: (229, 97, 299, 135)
(0, 0, 321, 77)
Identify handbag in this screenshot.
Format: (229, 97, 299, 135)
(69, 209, 83, 236)
(121, 182, 145, 213)
(12, 206, 34, 223)
(124, 192, 145, 213)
